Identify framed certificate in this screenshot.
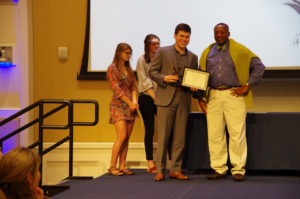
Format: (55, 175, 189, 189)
(181, 68, 209, 91)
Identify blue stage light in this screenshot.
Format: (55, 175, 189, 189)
(0, 62, 16, 67)
(12, 0, 19, 3)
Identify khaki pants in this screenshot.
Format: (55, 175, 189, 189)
(207, 89, 247, 175)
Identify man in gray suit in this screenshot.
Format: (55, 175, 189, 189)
(149, 23, 198, 181)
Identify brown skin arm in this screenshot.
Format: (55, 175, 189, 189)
(199, 100, 207, 115)
(230, 85, 250, 97)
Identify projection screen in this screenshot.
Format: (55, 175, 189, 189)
(89, 0, 300, 72)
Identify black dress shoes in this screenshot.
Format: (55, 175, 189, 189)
(233, 174, 245, 181)
(207, 172, 226, 180)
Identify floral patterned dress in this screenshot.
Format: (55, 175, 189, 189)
(107, 64, 138, 124)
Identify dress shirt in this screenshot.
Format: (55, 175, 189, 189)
(175, 48, 189, 77)
(206, 41, 265, 88)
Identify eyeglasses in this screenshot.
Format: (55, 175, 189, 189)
(123, 51, 132, 55)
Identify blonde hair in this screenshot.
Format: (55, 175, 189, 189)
(0, 147, 41, 199)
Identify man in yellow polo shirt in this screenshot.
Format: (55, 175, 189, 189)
(199, 23, 265, 181)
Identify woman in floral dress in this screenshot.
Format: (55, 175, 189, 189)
(107, 43, 138, 176)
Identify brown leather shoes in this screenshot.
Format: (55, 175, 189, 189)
(207, 172, 226, 180)
(169, 172, 189, 180)
(154, 173, 165, 181)
(233, 174, 244, 181)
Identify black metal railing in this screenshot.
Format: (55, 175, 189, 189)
(0, 99, 99, 194)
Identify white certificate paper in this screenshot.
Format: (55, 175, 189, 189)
(182, 68, 209, 91)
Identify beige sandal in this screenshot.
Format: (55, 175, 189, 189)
(108, 168, 124, 176)
(120, 168, 134, 175)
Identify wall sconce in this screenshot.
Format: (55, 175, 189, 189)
(0, 46, 15, 67)
(0, 47, 10, 62)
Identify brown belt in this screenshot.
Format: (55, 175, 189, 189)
(213, 87, 232, 91)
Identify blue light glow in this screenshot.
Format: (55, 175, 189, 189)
(12, 0, 19, 3)
(0, 62, 16, 67)
(0, 115, 20, 154)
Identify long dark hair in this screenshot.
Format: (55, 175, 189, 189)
(109, 43, 135, 81)
(144, 34, 160, 63)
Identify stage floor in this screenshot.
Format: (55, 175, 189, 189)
(52, 169, 300, 199)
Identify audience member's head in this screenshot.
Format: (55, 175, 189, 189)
(0, 147, 44, 199)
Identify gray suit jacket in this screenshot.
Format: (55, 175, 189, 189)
(149, 45, 198, 107)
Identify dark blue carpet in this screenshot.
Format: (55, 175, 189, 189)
(52, 169, 300, 199)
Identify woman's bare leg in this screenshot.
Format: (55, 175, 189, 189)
(119, 120, 134, 170)
(110, 120, 127, 169)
